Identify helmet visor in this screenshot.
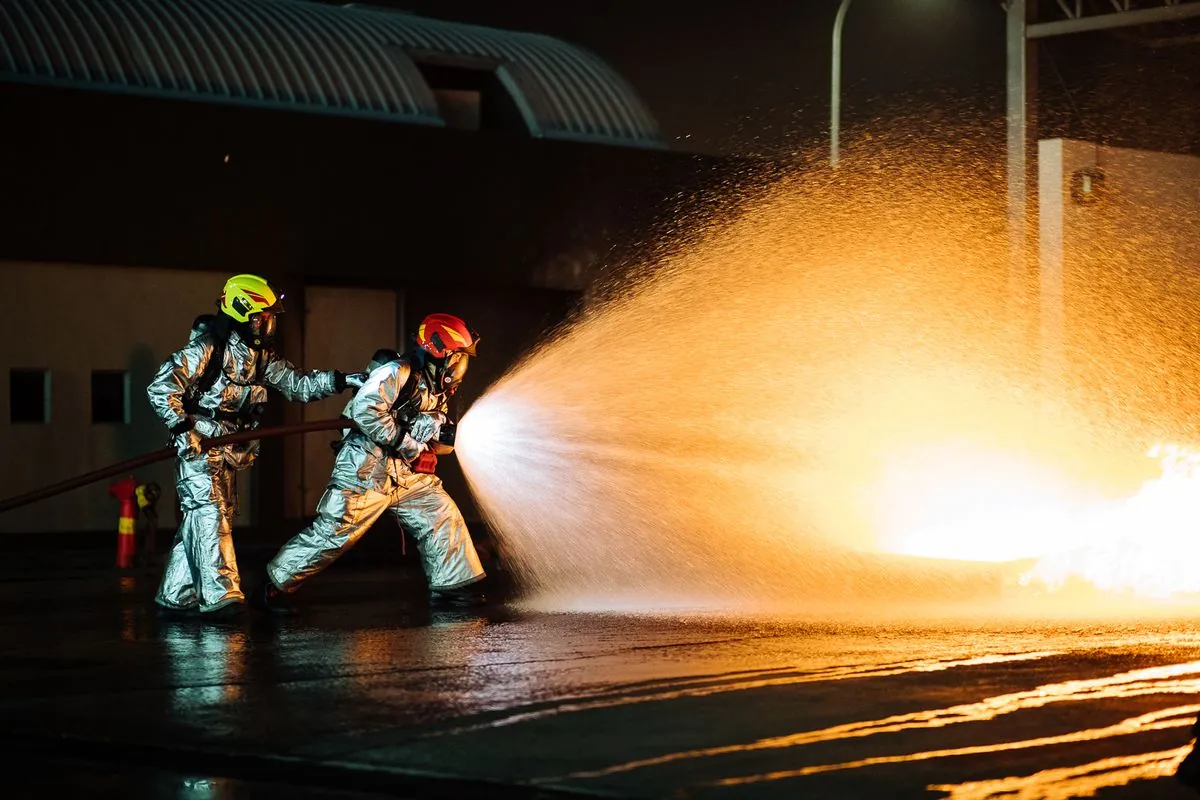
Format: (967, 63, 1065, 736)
(247, 310, 278, 341)
(439, 352, 469, 392)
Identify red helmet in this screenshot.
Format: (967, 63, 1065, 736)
(416, 313, 478, 358)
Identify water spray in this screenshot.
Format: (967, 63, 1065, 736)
(456, 146, 1200, 614)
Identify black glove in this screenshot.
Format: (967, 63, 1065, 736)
(169, 416, 221, 458)
(169, 414, 221, 437)
(334, 371, 368, 393)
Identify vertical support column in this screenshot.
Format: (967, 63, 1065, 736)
(1037, 138, 1065, 386)
(1006, 0, 1038, 371)
(830, 0, 854, 168)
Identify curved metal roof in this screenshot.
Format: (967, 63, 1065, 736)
(0, 0, 663, 148)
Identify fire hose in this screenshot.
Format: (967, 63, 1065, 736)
(0, 418, 357, 515)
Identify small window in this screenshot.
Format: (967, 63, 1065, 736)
(409, 57, 531, 134)
(10, 369, 49, 423)
(92, 370, 130, 424)
(433, 88, 482, 131)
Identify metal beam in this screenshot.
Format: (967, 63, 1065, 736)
(1037, 138, 1068, 387)
(1006, 0, 1033, 313)
(830, 0, 854, 167)
(1028, 1, 1200, 38)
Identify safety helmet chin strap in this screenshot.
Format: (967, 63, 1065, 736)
(409, 345, 464, 406)
(239, 315, 277, 351)
(211, 309, 270, 350)
(242, 328, 273, 352)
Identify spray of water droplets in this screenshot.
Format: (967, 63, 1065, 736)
(456, 143, 1200, 614)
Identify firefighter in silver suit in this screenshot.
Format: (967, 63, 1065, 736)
(257, 313, 487, 614)
(148, 274, 364, 619)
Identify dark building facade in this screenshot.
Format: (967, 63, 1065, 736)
(0, 0, 744, 535)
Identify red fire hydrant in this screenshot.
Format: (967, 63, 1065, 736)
(108, 475, 138, 569)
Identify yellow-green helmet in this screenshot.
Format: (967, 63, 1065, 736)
(219, 274, 282, 323)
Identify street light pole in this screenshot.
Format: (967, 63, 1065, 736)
(830, 0, 854, 168)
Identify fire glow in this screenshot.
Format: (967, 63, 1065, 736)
(871, 440, 1200, 599)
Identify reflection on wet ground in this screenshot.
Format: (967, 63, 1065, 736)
(555, 660, 1200, 782)
(1, 569, 1198, 798)
(15, 756, 405, 800)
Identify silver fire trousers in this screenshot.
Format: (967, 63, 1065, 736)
(266, 472, 485, 594)
(155, 450, 247, 614)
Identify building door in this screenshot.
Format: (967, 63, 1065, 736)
(299, 286, 400, 514)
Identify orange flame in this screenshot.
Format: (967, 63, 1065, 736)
(869, 440, 1200, 601)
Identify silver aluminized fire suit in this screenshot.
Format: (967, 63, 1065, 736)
(266, 357, 485, 595)
(149, 325, 341, 613)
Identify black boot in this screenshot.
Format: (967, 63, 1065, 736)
(429, 584, 488, 609)
(252, 579, 298, 616)
(1178, 747, 1200, 791)
(154, 602, 198, 620)
(201, 600, 246, 621)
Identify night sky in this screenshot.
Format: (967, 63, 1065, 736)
(338, 0, 1199, 160)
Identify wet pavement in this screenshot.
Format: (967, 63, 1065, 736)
(4, 557, 1200, 799)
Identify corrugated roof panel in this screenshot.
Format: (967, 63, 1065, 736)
(75, 2, 131, 85)
(0, 0, 662, 147)
(215, 0, 297, 101)
(187, 0, 262, 99)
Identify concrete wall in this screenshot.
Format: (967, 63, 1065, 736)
(0, 262, 576, 535)
(0, 262, 255, 534)
(1039, 139, 1200, 438)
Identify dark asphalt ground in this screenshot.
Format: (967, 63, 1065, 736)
(4, 546, 1200, 800)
